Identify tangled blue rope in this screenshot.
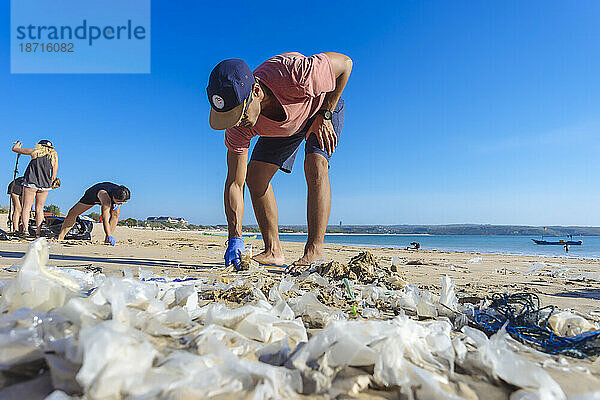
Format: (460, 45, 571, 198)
(142, 277, 200, 283)
(472, 293, 600, 358)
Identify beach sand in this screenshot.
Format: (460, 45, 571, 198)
(1, 215, 598, 314)
(1, 214, 600, 398)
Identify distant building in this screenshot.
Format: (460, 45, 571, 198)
(147, 216, 189, 224)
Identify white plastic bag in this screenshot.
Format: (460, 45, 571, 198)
(548, 311, 598, 337)
(76, 320, 157, 399)
(0, 239, 81, 313)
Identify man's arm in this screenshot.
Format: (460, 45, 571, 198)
(307, 52, 353, 155)
(225, 150, 248, 238)
(98, 190, 113, 237)
(322, 52, 353, 112)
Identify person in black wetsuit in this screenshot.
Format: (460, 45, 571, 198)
(11, 140, 59, 238)
(7, 177, 25, 233)
(57, 182, 131, 245)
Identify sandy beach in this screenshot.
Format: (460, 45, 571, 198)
(1, 215, 598, 314)
(1, 214, 600, 399)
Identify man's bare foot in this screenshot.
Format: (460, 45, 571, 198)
(253, 250, 286, 266)
(286, 246, 324, 274)
(295, 244, 324, 265)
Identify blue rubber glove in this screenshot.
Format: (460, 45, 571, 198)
(224, 237, 244, 270)
(107, 236, 116, 246)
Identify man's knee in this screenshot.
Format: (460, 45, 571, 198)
(304, 154, 329, 182)
(246, 167, 271, 196)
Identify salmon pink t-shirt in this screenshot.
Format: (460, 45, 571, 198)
(225, 52, 335, 153)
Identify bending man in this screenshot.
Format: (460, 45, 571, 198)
(58, 182, 130, 245)
(207, 52, 352, 271)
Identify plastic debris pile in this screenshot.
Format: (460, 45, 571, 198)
(0, 239, 599, 399)
(470, 292, 600, 358)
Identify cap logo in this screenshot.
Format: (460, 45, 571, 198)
(212, 95, 225, 110)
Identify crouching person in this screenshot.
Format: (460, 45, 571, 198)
(58, 182, 130, 245)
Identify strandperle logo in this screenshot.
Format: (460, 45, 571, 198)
(11, 0, 151, 74)
(15, 20, 147, 46)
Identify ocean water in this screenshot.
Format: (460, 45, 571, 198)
(262, 234, 600, 259)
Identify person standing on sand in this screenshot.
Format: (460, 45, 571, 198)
(207, 52, 352, 272)
(57, 182, 130, 245)
(7, 176, 25, 233)
(11, 140, 60, 238)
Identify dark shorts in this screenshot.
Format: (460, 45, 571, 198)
(79, 189, 101, 206)
(79, 182, 119, 206)
(250, 98, 345, 173)
(7, 177, 24, 196)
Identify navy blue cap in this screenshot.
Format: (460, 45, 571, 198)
(207, 59, 255, 130)
(38, 139, 54, 148)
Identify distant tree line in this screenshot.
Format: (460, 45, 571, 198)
(63, 215, 600, 236)
(44, 204, 61, 216)
(110, 219, 259, 232)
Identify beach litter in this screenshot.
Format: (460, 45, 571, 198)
(548, 311, 599, 337)
(0, 239, 598, 399)
(525, 262, 547, 275)
(470, 292, 600, 358)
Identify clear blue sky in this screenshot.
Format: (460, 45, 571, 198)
(2, 1, 599, 226)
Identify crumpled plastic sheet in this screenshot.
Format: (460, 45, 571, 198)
(131, 338, 302, 399)
(548, 311, 599, 337)
(568, 272, 600, 282)
(525, 262, 547, 275)
(76, 320, 157, 399)
(289, 315, 459, 396)
(287, 292, 346, 327)
(459, 326, 567, 399)
(0, 239, 598, 400)
(198, 299, 307, 346)
(0, 239, 84, 313)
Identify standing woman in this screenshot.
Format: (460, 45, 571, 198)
(11, 140, 59, 238)
(7, 176, 25, 233)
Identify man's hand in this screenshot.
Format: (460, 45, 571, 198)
(306, 114, 337, 155)
(12, 141, 22, 150)
(225, 237, 244, 270)
(106, 236, 116, 246)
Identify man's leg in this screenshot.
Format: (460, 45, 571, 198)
(295, 153, 331, 265)
(58, 203, 92, 240)
(34, 190, 50, 237)
(292, 99, 344, 268)
(10, 194, 22, 233)
(20, 187, 36, 236)
(246, 160, 285, 265)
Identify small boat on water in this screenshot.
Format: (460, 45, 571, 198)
(531, 239, 582, 246)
